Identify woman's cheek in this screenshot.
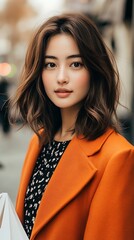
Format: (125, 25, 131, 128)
(74, 72, 90, 88)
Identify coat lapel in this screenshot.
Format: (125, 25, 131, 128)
(31, 129, 114, 240)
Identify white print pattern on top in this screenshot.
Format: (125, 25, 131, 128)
(24, 140, 70, 238)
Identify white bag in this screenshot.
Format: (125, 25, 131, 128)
(0, 192, 29, 240)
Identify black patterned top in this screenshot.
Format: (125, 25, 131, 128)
(23, 140, 70, 238)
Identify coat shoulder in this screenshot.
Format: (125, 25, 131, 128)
(103, 131, 134, 154)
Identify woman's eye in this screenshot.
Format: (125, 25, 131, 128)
(71, 62, 83, 68)
(44, 62, 56, 69)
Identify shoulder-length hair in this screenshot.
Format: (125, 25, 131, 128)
(11, 12, 120, 143)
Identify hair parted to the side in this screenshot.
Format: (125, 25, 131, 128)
(11, 12, 121, 143)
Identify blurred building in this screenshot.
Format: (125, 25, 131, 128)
(0, 0, 37, 82)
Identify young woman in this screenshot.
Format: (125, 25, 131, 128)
(13, 13, 134, 240)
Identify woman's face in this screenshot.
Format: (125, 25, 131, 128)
(42, 33, 90, 111)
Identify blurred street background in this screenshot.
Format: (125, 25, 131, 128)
(0, 0, 134, 205)
(0, 126, 32, 205)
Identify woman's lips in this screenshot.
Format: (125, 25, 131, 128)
(54, 89, 73, 98)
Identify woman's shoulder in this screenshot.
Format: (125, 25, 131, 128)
(28, 129, 45, 149)
(99, 129, 134, 161)
(28, 133, 39, 146)
(106, 130, 134, 150)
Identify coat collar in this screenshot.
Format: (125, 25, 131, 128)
(76, 128, 114, 156)
(16, 128, 114, 240)
(31, 135, 98, 239)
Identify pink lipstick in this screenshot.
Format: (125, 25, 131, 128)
(54, 88, 73, 98)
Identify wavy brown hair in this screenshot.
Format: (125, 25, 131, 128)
(11, 13, 120, 142)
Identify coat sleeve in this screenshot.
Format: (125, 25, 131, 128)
(84, 148, 134, 240)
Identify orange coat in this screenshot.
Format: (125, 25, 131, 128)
(16, 129, 134, 240)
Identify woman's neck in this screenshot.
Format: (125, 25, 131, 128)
(54, 107, 79, 142)
(54, 129, 74, 142)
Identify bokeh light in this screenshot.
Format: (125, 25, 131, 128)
(0, 62, 11, 76)
(0, 62, 17, 77)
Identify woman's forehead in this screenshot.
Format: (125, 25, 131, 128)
(44, 34, 80, 56)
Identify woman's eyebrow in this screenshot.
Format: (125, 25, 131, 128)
(67, 54, 82, 59)
(44, 56, 57, 59)
(44, 54, 82, 59)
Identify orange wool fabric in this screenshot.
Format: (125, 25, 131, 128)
(16, 129, 134, 240)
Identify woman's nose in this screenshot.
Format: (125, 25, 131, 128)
(57, 67, 69, 85)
